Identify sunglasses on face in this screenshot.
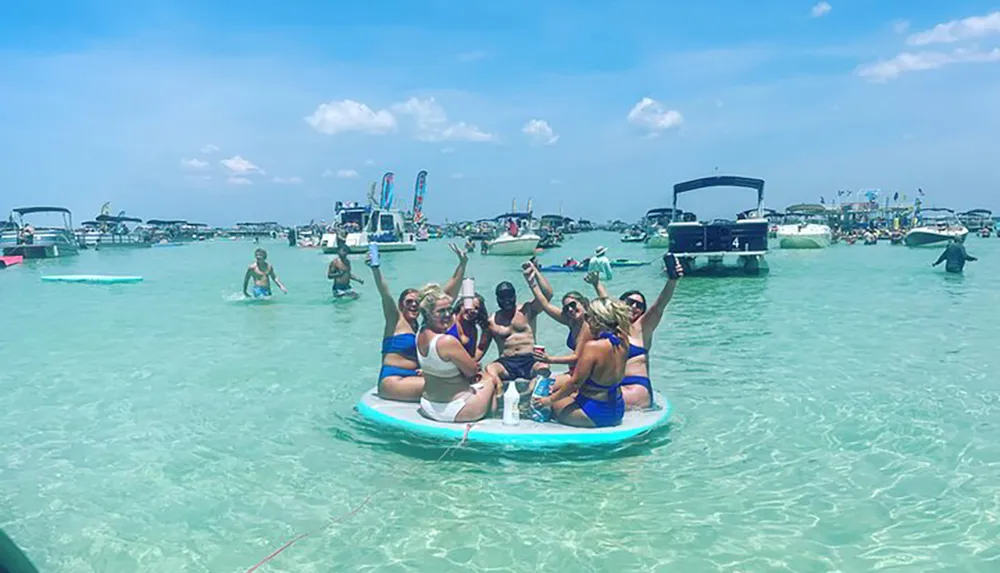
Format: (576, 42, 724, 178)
(402, 299, 419, 309)
(432, 307, 453, 318)
(562, 301, 579, 313)
(624, 298, 646, 311)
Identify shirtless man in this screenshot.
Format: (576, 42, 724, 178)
(328, 242, 364, 299)
(242, 248, 288, 298)
(483, 262, 554, 384)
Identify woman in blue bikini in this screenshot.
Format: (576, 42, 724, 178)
(532, 297, 632, 428)
(586, 258, 682, 409)
(367, 243, 469, 402)
(526, 276, 593, 386)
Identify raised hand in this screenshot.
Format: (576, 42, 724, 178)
(449, 242, 468, 265)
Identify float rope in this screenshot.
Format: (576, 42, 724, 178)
(243, 422, 475, 572)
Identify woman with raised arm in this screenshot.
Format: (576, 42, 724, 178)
(584, 259, 683, 409)
(532, 297, 632, 428)
(416, 285, 496, 422)
(526, 269, 592, 374)
(367, 243, 469, 402)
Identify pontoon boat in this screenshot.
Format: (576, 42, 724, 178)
(666, 176, 769, 276)
(1, 206, 81, 259)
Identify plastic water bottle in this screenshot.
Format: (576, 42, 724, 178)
(502, 381, 520, 426)
(529, 378, 553, 422)
(368, 243, 380, 267)
(461, 278, 475, 308)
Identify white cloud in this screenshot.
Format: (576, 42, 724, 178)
(227, 176, 253, 185)
(522, 119, 560, 145)
(220, 155, 264, 175)
(907, 11, 1000, 45)
(893, 20, 911, 34)
(391, 97, 495, 142)
(305, 99, 397, 135)
(857, 48, 1000, 81)
(181, 158, 209, 169)
(272, 176, 303, 184)
(451, 173, 465, 179)
(200, 144, 220, 154)
(810, 2, 832, 18)
(627, 97, 684, 134)
(441, 147, 456, 154)
(336, 169, 358, 179)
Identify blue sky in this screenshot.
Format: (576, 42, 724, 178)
(2, 1, 999, 225)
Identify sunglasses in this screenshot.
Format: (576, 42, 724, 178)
(624, 298, 646, 311)
(562, 301, 579, 313)
(402, 299, 419, 309)
(432, 307, 453, 318)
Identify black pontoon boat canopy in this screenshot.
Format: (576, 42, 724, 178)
(13, 206, 72, 215)
(146, 219, 188, 225)
(96, 214, 143, 223)
(673, 176, 765, 219)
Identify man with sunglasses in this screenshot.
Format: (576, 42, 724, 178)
(482, 261, 554, 387)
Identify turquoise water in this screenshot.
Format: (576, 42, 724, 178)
(2, 233, 1000, 572)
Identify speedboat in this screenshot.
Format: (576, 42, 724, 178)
(1, 206, 81, 259)
(775, 204, 832, 249)
(904, 208, 968, 248)
(620, 227, 647, 243)
(666, 176, 769, 276)
(486, 212, 541, 256)
(487, 233, 541, 255)
(322, 206, 416, 254)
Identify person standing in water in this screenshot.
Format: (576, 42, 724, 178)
(589, 245, 613, 281)
(933, 236, 978, 273)
(328, 242, 364, 299)
(242, 248, 288, 298)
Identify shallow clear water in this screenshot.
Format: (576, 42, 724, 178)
(2, 233, 999, 572)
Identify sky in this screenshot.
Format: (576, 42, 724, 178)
(1, 1, 999, 225)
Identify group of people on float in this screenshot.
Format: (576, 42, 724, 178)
(371, 244, 683, 428)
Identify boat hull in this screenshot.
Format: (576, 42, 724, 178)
(776, 224, 832, 249)
(2, 242, 79, 259)
(904, 227, 969, 248)
(487, 234, 540, 256)
(320, 232, 417, 254)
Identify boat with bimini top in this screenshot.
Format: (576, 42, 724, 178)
(1, 206, 81, 259)
(904, 208, 968, 248)
(775, 203, 832, 249)
(666, 176, 770, 276)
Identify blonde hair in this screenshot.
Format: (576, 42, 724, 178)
(586, 297, 632, 338)
(417, 283, 451, 323)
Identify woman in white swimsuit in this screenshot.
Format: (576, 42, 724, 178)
(416, 284, 497, 423)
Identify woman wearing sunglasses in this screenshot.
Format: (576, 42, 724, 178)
(416, 285, 496, 422)
(526, 275, 593, 382)
(585, 259, 682, 409)
(367, 243, 469, 402)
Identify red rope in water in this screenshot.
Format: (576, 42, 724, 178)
(243, 423, 475, 572)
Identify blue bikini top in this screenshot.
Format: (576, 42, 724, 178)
(446, 323, 477, 357)
(567, 329, 577, 351)
(381, 333, 417, 360)
(628, 343, 647, 360)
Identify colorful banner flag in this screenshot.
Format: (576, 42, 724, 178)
(380, 172, 395, 209)
(412, 170, 428, 223)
